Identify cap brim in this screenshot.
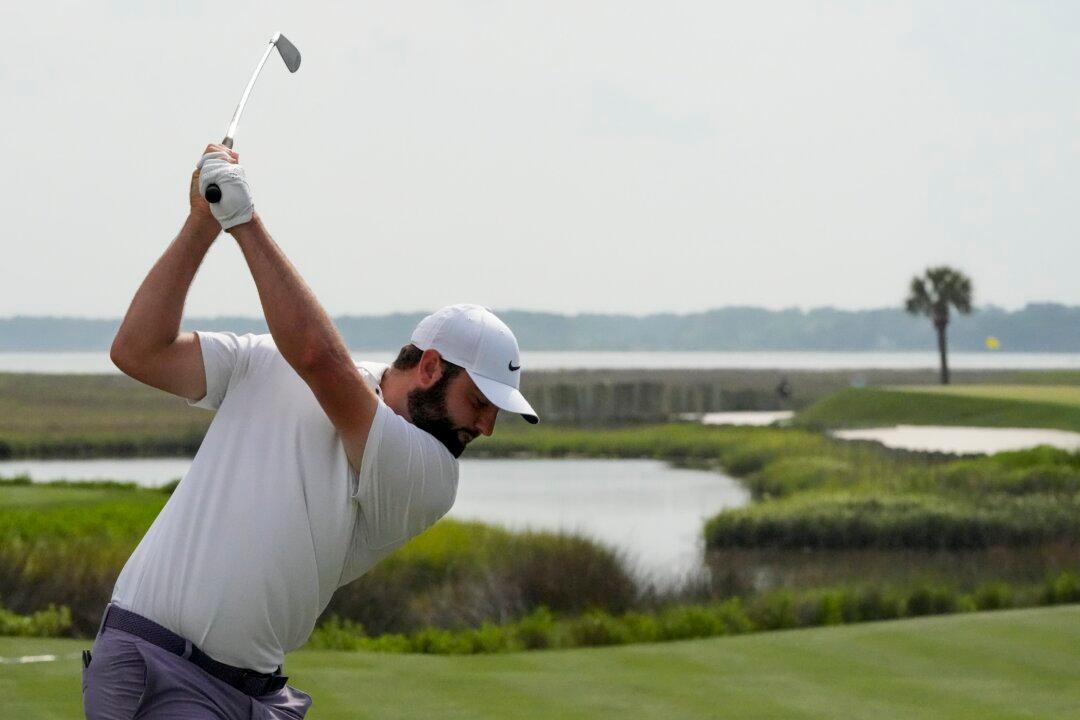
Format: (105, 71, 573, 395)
(467, 370, 539, 424)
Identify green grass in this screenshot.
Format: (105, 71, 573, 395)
(5, 606, 1079, 719)
(0, 373, 209, 457)
(897, 384, 1080, 407)
(796, 387, 1080, 433)
(1012, 370, 1080, 385)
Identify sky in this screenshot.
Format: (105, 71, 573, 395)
(2, 1, 1078, 318)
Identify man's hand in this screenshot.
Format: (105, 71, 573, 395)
(188, 143, 236, 233)
(193, 143, 254, 231)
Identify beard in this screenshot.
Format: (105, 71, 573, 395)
(407, 371, 476, 458)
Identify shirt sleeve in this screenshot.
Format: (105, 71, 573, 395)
(186, 331, 263, 411)
(352, 401, 460, 549)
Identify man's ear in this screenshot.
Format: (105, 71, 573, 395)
(416, 349, 445, 389)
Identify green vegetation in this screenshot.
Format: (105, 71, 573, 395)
(8, 424, 1080, 641)
(704, 436, 1080, 552)
(898, 384, 1080, 407)
(705, 492, 1079, 550)
(8, 418, 1080, 637)
(0, 605, 71, 637)
(0, 373, 208, 458)
(795, 387, 1080, 433)
(308, 571, 1080, 654)
(8, 606, 1080, 719)
(0, 479, 637, 637)
(1013, 370, 1080, 385)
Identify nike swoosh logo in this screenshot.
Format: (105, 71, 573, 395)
(508, 362, 521, 372)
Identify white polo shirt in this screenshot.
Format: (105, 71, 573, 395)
(111, 332, 458, 672)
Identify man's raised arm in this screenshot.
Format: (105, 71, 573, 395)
(109, 145, 231, 402)
(227, 213, 379, 470)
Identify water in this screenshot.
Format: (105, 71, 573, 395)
(697, 411, 794, 426)
(0, 457, 749, 584)
(2, 351, 1079, 373)
(831, 425, 1080, 455)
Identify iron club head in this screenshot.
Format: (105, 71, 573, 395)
(272, 32, 302, 73)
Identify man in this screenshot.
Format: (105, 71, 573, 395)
(82, 144, 538, 719)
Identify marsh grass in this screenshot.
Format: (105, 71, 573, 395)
(0, 373, 209, 458)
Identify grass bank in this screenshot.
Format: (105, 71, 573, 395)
(8, 606, 1080, 719)
(0, 479, 639, 637)
(795, 387, 1080, 433)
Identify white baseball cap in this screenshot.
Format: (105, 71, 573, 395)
(410, 304, 539, 424)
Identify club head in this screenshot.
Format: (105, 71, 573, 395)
(271, 32, 302, 73)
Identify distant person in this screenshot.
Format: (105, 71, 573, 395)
(776, 377, 793, 404)
(82, 144, 538, 719)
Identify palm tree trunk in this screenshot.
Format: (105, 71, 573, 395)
(936, 323, 950, 385)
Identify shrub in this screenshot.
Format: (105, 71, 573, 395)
(656, 605, 728, 641)
(0, 604, 72, 637)
(567, 610, 631, 647)
(324, 521, 638, 636)
(1040, 570, 1080, 605)
(749, 456, 857, 499)
(359, 633, 412, 653)
(851, 588, 903, 622)
(904, 586, 959, 617)
(410, 627, 468, 655)
(749, 591, 797, 630)
(817, 591, 845, 626)
(513, 607, 558, 650)
(972, 582, 1014, 611)
(306, 615, 366, 651)
(619, 611, 661, 643)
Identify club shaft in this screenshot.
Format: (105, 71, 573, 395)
(223, 40, 278, 146)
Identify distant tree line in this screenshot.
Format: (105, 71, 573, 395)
(0, 303, 1077, 352)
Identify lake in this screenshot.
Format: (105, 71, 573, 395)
(0, 457, 749, 584)
(698, 411, 794, 426)
(2, 350, 1079, 373)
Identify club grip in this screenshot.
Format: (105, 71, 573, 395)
(204, 136, 233, 203)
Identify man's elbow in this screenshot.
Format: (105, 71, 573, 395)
(110, 333, 151, 376)
(110, 337, 136, 374)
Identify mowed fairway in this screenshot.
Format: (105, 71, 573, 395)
(6, 606, 1080, 720)
(897, 384, 1080, 407)
(797, 386, 1080, 432)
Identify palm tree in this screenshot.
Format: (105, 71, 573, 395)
(904, 266, 973, 385)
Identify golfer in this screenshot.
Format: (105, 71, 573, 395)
(82, 144, 538, 719)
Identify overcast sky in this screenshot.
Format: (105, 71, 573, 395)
(2, 1, 1078, 318)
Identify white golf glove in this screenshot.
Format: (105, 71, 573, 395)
(197, 151, 254, 230)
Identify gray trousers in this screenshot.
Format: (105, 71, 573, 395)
(82, 626, 311, 719)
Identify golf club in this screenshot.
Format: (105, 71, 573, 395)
(204, 32, 301, 203)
